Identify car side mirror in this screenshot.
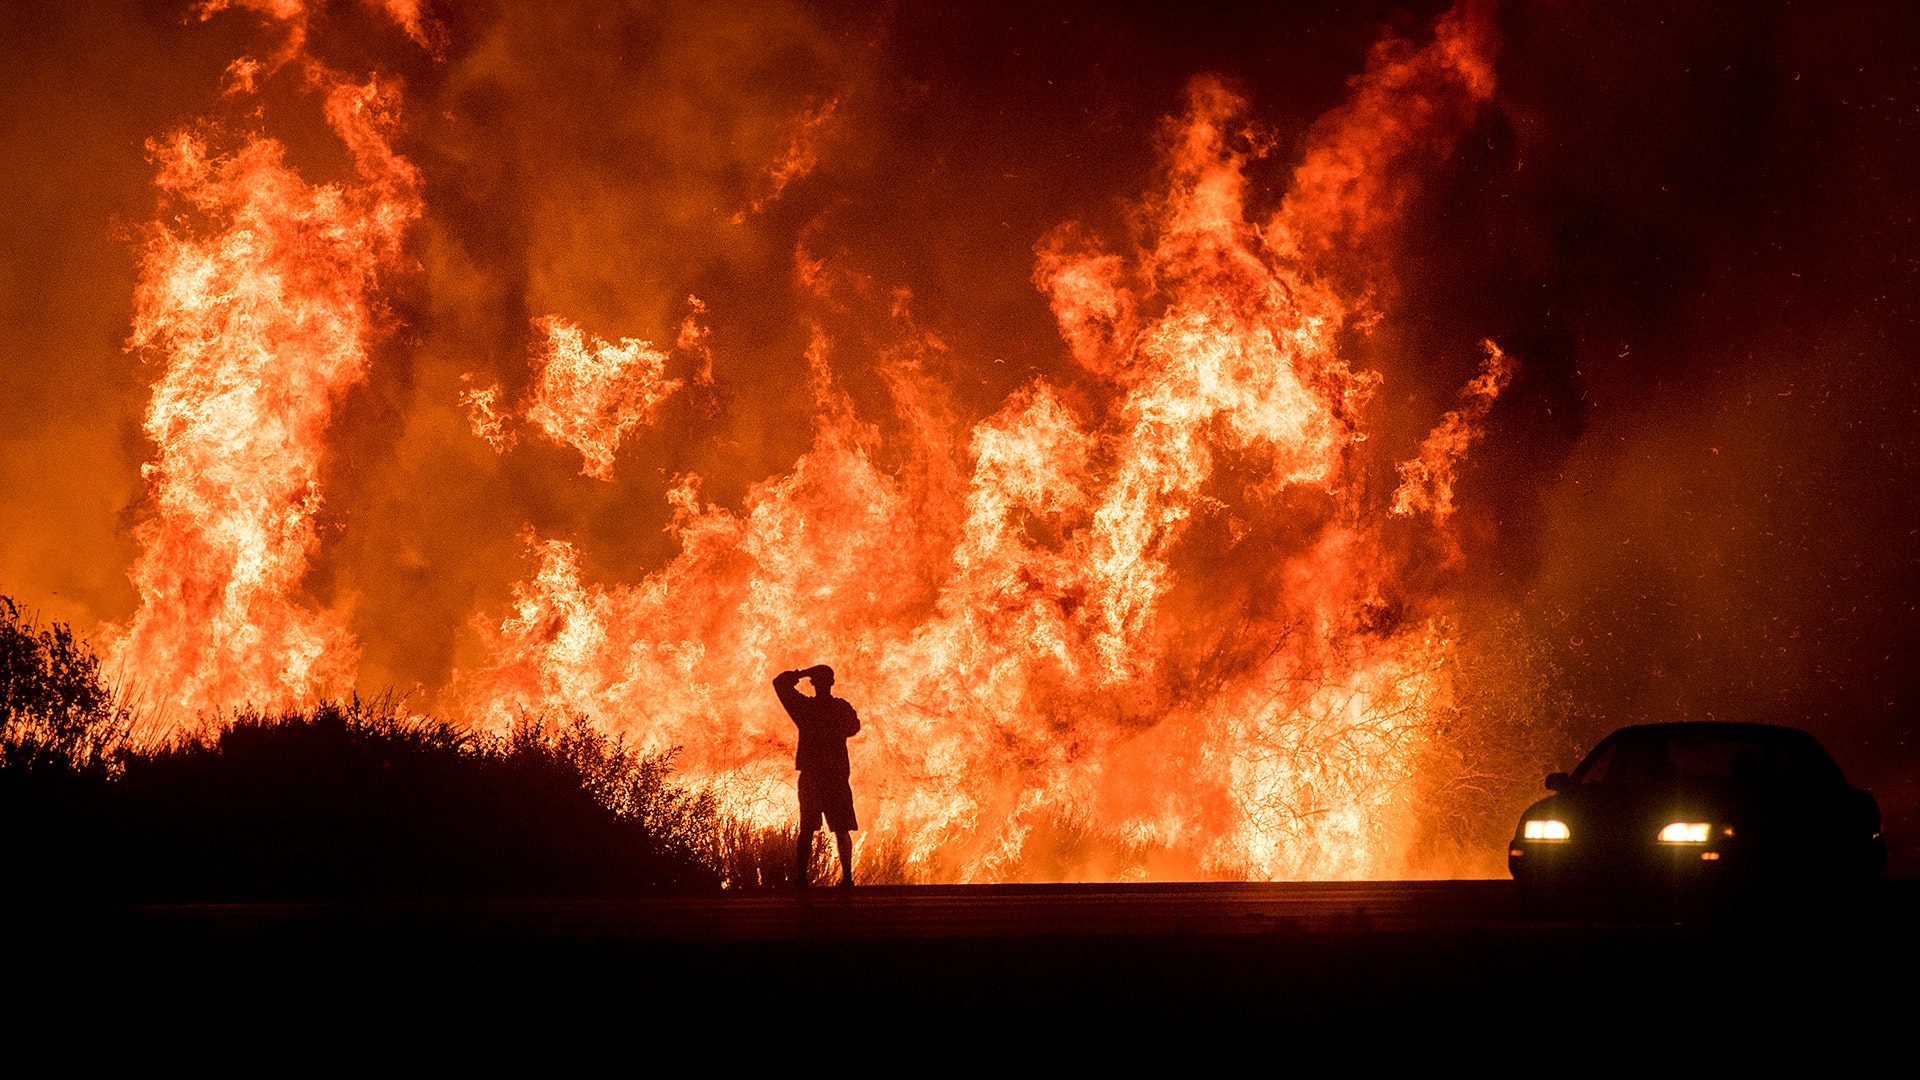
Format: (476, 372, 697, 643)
(1544, 772, 1570, 792)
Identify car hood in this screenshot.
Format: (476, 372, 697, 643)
(1519, 782, 1758, 846)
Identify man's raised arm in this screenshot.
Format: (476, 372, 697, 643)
(773, 669, 806, 717)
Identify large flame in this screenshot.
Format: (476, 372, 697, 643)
(103, 1, 1514, 880)
(106, 5, 423, 719)
(458, 5, 1505, 880)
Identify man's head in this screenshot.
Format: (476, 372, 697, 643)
(808, 665, 835, 696)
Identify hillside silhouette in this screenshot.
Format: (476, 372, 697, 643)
(1, 597, 792, 900)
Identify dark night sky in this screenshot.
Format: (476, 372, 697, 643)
(2, 1, 1918, 865)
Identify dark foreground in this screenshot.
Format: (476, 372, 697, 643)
(16, 880, 1919, 1058)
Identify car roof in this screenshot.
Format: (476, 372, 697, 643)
(1600, 721, 1814, 741)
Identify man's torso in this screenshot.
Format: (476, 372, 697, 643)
(783, 694, 858, 776)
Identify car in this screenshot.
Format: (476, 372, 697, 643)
(1508, 722, 1885, 915)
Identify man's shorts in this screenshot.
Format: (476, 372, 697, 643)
(798, 771, 858, 833)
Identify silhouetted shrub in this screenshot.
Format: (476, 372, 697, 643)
(90, 700, 726, 900)
(3, 598, 136, 902)
(0, 596, 129, 776)
(715, 816, 803, 888)
(2, 595, 735, 899)
(491, 712, 722, 877)
(0, 600, 875, 898)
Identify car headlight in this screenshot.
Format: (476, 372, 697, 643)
(1658, 822, 1711, 843)
(1522, 819, 1570, 841)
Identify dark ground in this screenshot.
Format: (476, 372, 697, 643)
(13, 880, 1916, 1060)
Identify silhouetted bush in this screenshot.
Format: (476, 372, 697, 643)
(491, 711, 721, 874)
(3, 597, 135, 901)
(1, 599, 752, 900)
(0, 600, 911, 897)
(85, 701, 724, 900)
(0, 596, 129, 776)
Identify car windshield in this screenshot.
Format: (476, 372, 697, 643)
(1571, 729, 1843, 787)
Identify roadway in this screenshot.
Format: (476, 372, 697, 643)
(94, 876, 1920, 939)
(17, 881, 1919, 1053)
(109, 880, 1522, 941)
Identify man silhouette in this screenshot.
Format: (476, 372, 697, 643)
(773, 664, 861, 886)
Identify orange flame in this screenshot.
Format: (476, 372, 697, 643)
(194, 0, 438, 53)
(459, 6, 1506, 881)
(108, 1, 1513, 881)
(459, 376, 515, 453)
(522, 317, 684, 482)
(734, 98, 840, 224)
(1393, 340, 1514, 525)
(106, 11, 423, 719)
(462, 306, 705, 478)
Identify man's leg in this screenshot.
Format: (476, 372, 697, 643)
(834, 830, 855, 886)
(795, 826, 815, 886)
